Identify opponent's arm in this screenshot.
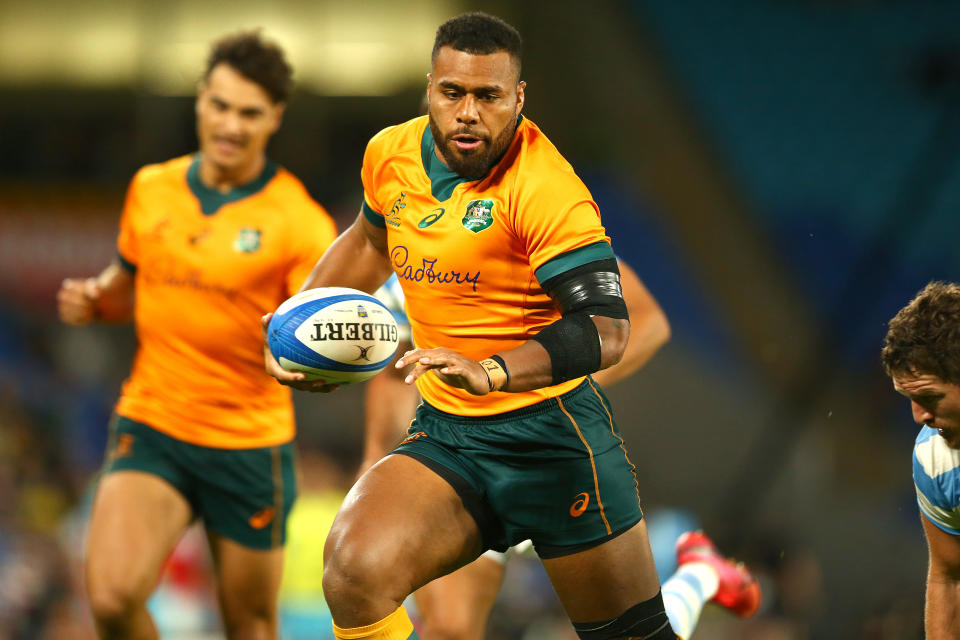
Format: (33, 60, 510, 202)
(397, 258, 629, 394)
(359, 339, 419, 475)
(923, 514, 960, 638)
(264, 211, 394, 389)
(57, 259, 135, 326)
(591, 260, 670, 388)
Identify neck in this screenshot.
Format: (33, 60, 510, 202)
(198, 154, 265, 193)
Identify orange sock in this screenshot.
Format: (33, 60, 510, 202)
(332, 606, 419, 640)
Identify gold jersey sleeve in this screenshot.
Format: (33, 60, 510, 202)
(114, 155, 337, 448)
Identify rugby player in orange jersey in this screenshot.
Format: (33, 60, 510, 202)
(57, 32, 337, 640)
(265, 12, 757, 640)
(362, 264, 760, 640)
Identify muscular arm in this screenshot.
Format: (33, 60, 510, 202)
(591, 260, 670, 388)
(359, 339, 419, 475)
(57, 259, 135, 325)
(923, 514, 960, 638)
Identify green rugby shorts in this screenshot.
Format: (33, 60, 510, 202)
(393, 378, 643, 558)
(103, 414, 297, 550)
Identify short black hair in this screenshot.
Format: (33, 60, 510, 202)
(432, 12, 522, 78)
(204, 30, 293, 104)
(883, 281, 960, 383)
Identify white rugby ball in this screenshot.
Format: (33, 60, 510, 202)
(267, 287, 400, 384)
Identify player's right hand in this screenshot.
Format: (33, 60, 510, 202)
(261, 313, 340, 393)
(57, 277, 101, 326)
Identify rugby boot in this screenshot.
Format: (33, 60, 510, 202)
(675, 530, 762, 617)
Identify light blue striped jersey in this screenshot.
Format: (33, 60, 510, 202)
(914, 425, 960, 535)
(372, 274, 411, 343)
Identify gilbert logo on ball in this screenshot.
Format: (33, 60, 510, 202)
(268, 287, 400, 384)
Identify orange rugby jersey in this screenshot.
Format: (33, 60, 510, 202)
(114, 155, 337, 448)
(361, 115, 615, 416)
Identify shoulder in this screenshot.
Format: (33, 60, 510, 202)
(515, 118, 579, 175)
(365, 116, 426, 163)
(914, 427, 960, 533)
(508, 118, 589, 196)
(267, 167, 336, 227)
(131, 155, 193, 189)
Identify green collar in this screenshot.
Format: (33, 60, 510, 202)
(187, 154, 278, 215)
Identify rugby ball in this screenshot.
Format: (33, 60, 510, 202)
(267, 287, 400, 384)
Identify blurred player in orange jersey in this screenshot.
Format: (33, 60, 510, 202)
(57, 31, 337, 640)
(364, 263, 760, 640)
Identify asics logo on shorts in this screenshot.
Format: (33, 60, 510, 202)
(569, 492, 590, 517)
(402, 431, 428, 444)
(114, 434, 134, 459)
(249, 507, 276, 530)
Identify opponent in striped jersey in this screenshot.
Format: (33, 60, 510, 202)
(884, 281, 960, 639)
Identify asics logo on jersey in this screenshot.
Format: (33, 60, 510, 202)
(418, 208, 445, 229)
(353, 345, 374, 361)
(391, 245, 480, 292)
(401, 431, 428, 444)
(569, 492, 590, 517)
(249, 507, 276, 530)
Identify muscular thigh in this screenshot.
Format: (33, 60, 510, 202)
(86, 470, 193, 599)
(325, 453, 483, 591)
(208, 531, 284, 629)
(540, 519, 661, 622)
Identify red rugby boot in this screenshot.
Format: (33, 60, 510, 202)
(675, 531, 761, 617)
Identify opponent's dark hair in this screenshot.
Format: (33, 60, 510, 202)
(204, 30, 293, 104)
(432, 12, 522, 78)
(882, 281, 960, 383)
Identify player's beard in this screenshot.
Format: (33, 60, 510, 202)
(429, 113, 517, 180)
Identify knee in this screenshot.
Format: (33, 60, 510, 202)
(86, 580, 146, 629)
(322, 533, 411, 611)
(221, 607, 277, 640)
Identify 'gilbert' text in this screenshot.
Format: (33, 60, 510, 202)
(311, 322, 398, 343)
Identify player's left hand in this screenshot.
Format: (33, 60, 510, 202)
(395, 347, 491, 395)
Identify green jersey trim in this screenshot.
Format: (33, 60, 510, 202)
(421, 125, 471, 202)
(362, 200, 386, 228)
(186, 154, 279, 216)
(117, 252, 137, 274)
(534, 241, 615, 284)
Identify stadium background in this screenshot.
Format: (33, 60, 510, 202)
(2, 0, 958, 637)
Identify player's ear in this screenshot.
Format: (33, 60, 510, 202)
(271, 102, 286, 133)
(515, 80, 526, 116)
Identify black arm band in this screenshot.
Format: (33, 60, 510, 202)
(541, 258, 628, 319)
(530, 312, 602, 385)
(533, 258, 628, 385)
